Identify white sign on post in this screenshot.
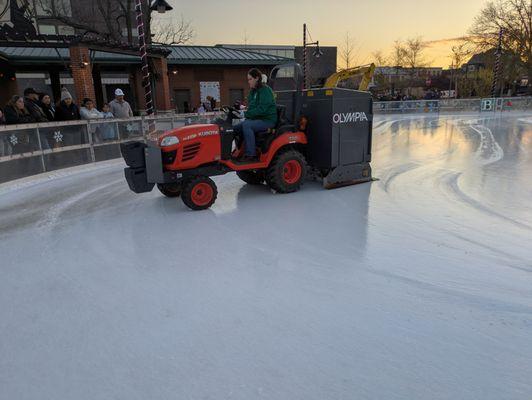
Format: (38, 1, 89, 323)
(481, 98, 494, 112)
(200, 81, 220, 103)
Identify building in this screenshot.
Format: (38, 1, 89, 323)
(0, 44, 290, 112)
(1, 1, 334, 112)
(165, 46, 290, 112)
(219, 44, 338, 88)
(374, 66, 443, 82)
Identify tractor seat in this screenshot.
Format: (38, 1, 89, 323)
(255, 105, 291, 141)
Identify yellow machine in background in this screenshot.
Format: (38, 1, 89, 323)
(323, 63, 376, 91)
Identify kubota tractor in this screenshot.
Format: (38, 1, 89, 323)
(120, 63, 373, 210)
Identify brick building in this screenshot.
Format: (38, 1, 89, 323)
(219, 44, 338, 88)
(0, 44, 290, 114)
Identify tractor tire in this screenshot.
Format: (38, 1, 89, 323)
(266, 149, 307, 193)
(181, 176, 218, 210)
(157, 183, 182, 198)
(236, 170, 265, 185)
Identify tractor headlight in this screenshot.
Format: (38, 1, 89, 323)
(160, 136, 179, 147)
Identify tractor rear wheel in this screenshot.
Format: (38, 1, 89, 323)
(157, 183, 182, 198)
(236, 170, 265, 185)
(182, 176, 218, 210)
(266, 149, 307, 193)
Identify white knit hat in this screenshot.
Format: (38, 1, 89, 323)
(115, 88, 125, 96)
(60, 88, 72, 101)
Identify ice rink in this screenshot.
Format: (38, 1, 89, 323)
(1, 112, 531, 399)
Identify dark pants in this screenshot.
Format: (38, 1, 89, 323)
(234, 119, 276, 156)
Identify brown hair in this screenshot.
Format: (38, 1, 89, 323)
(248, 68, 263, 89)
(7, 95, 29, 116)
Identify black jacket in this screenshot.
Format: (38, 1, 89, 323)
(39, 102, 56, 121)
(4, 105, 36, 125)
(55, 101, 81, 121)
(24, 97, 48, 122)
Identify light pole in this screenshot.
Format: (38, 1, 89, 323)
(135, 0, 172, 134)
(302, 23, 322, 90)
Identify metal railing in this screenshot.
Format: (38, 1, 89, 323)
(1, 97, 531, 184)
(373, 96, 532, 114)
(0, 113, 220, 184)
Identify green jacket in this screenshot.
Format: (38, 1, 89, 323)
(245, 85, 277, 124)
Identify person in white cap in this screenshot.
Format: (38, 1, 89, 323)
(109, 88, 133, 118)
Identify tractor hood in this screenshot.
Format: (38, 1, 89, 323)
(158, 124, 219, 147)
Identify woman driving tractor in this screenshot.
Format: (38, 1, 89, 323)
(234, 68, 277, 162)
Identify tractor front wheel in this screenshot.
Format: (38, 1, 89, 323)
(266, 150, 307, 193)
(182, 176, 218, 210)
(236, 170, 265, 185)
(157, 183, 182, 198)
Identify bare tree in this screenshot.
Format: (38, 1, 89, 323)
(34, 0, 102, 36)
(391, 40, 407, 67)
(372, 50, 388, 66)
(450, 42, 472, 69)
(33, 0, 193, 46)
(151, 15, 194, 45)
(403, 37, 428, 69)
(339, 32, 356, 70)
(116, 0, 135, 43)
(449, 42, 472, 97)
(468, 0, 532, 92)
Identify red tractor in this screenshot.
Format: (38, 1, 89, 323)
(121, 63, 373, 210)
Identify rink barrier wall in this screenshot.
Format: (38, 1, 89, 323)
(0, 113, 220, 184)
(373, 96, 532, 114)
(0, 97, 531, 184)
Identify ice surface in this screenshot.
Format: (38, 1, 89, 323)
(1, 112, 531, 399)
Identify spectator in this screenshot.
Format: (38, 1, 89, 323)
(4, 95, 36, 125)
(80, 98, 103, 142)
(109, 88, 133, 118)
(0, 107, 5, 124)
(80, 98, 103, 120)
(55, 88, 80, 121)
(197, 103, 206, 114)
(24, 88, 48, 122)
(209, 96, 217, 111)
(38, 93, 55, 121)
(100, 103, 117, 141)
(101, 103, 114, 119)
(205, 97, 213, 112)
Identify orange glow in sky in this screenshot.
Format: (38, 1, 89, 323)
(160, 0, 488, 67)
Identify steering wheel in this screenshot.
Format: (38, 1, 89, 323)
(222, 105, 243, 119)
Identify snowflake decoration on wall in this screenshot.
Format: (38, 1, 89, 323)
(9, 134, 18, 146)
(126, 124, 134, 133)
(53, 131, 63, 143)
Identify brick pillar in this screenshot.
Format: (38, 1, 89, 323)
(69, 45, 95, 102)
(151, 57, 173, 113)
(132, 68, 147, 114)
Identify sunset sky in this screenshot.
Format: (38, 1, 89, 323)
(160, 0, 488, 68)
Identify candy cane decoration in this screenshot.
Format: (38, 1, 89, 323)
(135, 0, 155, 136)
(491, 27, 504, 98)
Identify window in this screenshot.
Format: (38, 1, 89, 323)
(35, 0, 72, 17)
(38, 24, 57, 35)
